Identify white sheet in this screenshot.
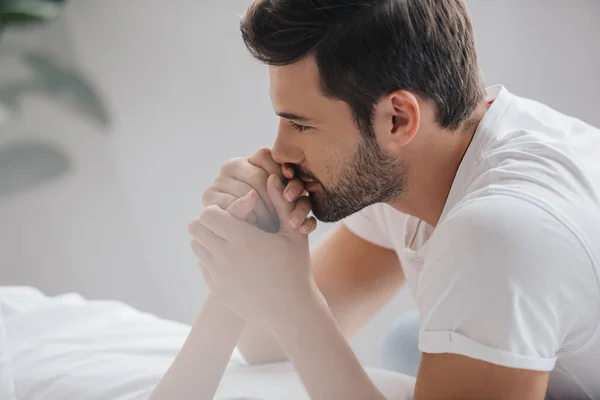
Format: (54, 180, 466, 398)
(0, 286, 415, 399)
(0, 301, 16, 400)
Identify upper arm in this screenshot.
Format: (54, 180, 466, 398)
(414, 353, 549, 400)
(311, 222, 404, 337)
(414, 195, 597, 397)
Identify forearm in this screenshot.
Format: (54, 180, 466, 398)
(237, 322, 289, 365)
(148, 295, 244, 400)
(268, 292, 386, 400)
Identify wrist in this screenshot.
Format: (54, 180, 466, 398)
(199, 293, 246, 331)
(266, 282, 331, 334)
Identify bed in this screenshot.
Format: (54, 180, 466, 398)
(0, 286, 415, 400)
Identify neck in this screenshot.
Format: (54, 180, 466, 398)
(390, 101, 490, 226)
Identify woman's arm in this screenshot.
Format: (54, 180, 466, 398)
(147, 295, 243, 400)
(149, 188, 261, 400)
(237, 224, 405, 365)
(268, 289, 387, 400)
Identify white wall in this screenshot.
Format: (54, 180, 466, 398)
(0, 0, 598, 367)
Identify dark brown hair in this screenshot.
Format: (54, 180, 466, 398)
(240, 0, 485, 134)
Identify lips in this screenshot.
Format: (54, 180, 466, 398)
(298, 171, 319, 191)
(304, 181, 320, 192)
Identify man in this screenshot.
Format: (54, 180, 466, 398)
(151, 0, 600, 399)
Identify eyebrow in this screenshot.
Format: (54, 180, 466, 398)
(276, 112, 314, 123)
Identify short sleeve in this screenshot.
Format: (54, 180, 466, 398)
(342, 204, 394, 249)
(417, 195, 597, 371)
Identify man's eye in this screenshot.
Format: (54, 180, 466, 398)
(290, 121, 311, 132)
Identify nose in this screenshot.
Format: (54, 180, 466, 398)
(271, 122, 304, 165)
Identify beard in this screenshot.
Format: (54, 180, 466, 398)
(301, 135, 407, 223)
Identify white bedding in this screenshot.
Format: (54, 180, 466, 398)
(0, 286, 415, 399)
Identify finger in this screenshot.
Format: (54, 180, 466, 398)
(247, 211, 259, 227)
(188, 213, 227, 251)
(289, 196, 312, 229)
(283, 178, 305, 202)
(196, 205, 236, 240)
(245, 150, 285, 218)
(282, 163, 295, 180)
(203, 188, 243, 209)
(266, 174, 295, 233)
(190, 238, 216, 288)
(226, 190, 258, 221)
(247, 147, 281, 177)
(199, 263, 214, 289)
(299, 216, 317, 235)
(209, 177, 273, 224)
(191, 239, 214, 265)
(204, 188, 263, 228)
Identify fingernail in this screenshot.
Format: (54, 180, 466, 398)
(290, 216, 300, 227)
(300, 225, 309, 234)
(285, 188, 298, 201)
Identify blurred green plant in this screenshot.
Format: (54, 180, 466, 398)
(0, 0, 111, 128)
(0, 0, 111, 197)
(0, 52, 112, 128)
(0, 0, 66, 27)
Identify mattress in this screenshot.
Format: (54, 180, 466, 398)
(0, 286, 415, 399)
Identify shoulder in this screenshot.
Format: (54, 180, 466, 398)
(417, 194, 598, 368)
(431, 193, 584, 265)
(422, 193, 592, 294)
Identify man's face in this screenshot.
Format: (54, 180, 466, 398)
(269, 57, 406, 222)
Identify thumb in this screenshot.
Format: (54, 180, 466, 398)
(266, 174, 295, 234)
(226, 190, 258, 220)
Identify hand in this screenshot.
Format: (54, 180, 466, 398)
(202, 147, 317, 234)
(189, 174, 321, 324)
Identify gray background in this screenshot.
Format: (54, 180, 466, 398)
(1, 0, 598, 367)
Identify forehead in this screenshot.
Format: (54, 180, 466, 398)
(268, 57, 332, 117)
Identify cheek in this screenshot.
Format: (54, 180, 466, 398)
(304, 126, 359, 183)
(314, 145, 350, 184)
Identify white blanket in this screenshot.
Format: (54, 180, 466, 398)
(0, 286, 415, 399)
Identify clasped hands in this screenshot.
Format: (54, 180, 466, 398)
(187, 148, 324, 327)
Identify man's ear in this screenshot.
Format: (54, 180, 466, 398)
(372, 90, 420, 152)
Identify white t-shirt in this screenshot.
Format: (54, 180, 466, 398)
(343, 85, 600, 399)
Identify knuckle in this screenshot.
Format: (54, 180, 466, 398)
(204, 204, 221, 215)
(187, 217, 200, 235)
(220, 159, 234, 173)
(199, 205, 220, 222)
(249, 147, 279, 173)
(202, 187, 216, 206)
(255, 147, 272, 160)
(220, 157, 243, 174)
